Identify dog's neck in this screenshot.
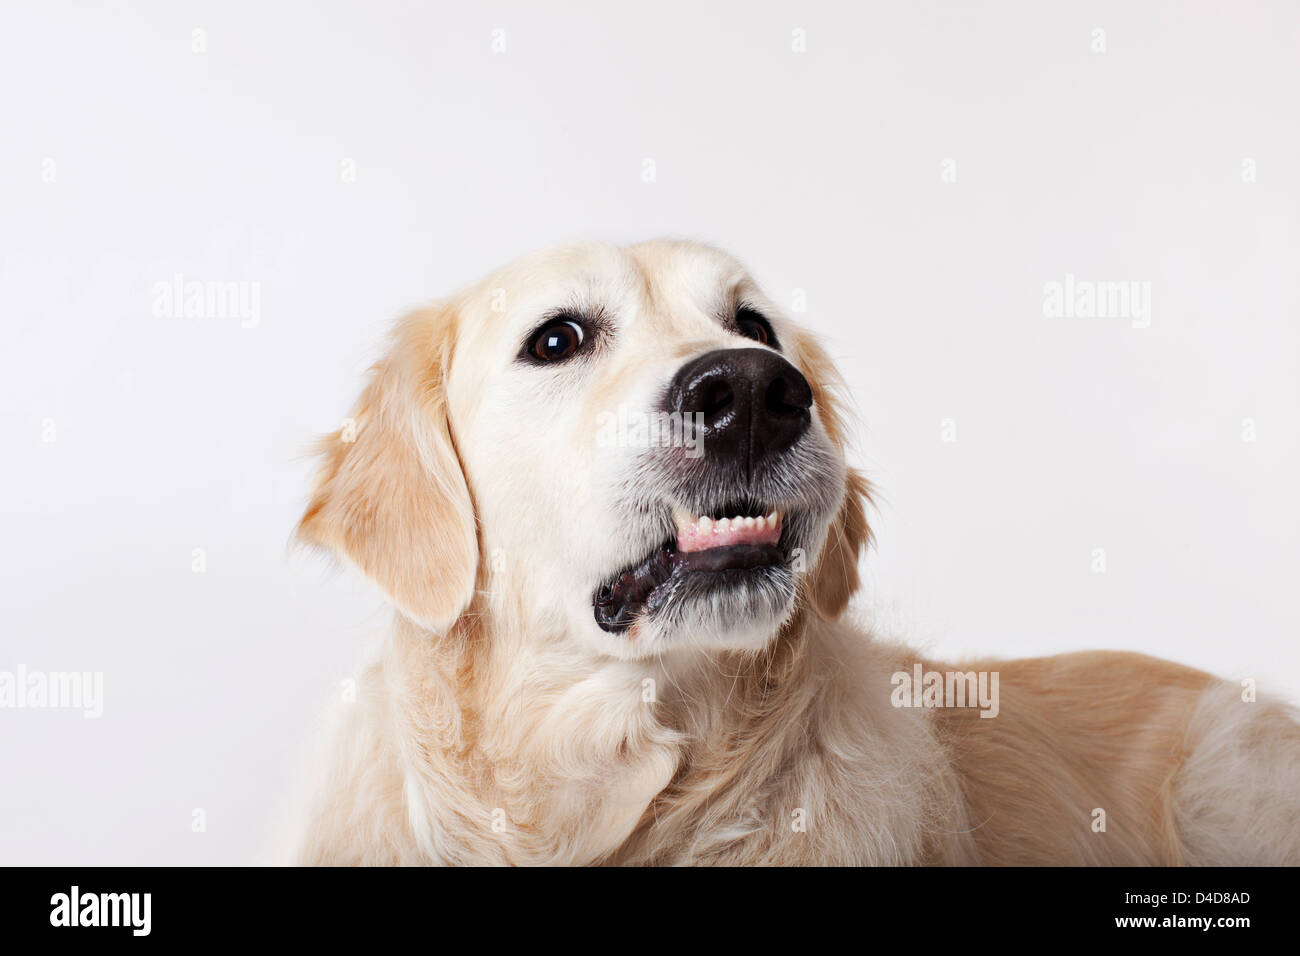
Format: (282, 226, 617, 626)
(386, 607, 806, 864)
(300, 602, 972, 865)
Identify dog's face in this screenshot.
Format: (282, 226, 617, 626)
(300, 241, 869, 660)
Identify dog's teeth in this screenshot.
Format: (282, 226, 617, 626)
(697, 515, 713, 533)
(743, 516, 755, 529)
(716, 517, 730, 532)
(767, 510, 780, 525)
(755, 515, 766, 531)
(672, 507, 692, 532)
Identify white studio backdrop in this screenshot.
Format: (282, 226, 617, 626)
(1, 1, 1297, 864)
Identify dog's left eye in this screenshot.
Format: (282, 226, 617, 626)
(736, 307, 778, 349)
(527, 319, 586, 363)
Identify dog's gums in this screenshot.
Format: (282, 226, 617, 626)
(675, 508, 782, 552)
(594, 507, 788, 632)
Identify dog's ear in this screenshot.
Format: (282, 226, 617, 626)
(790, 331, 874, 620)
(297, 306, 478, 631)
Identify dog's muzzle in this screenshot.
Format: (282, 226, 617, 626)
(592, 348, 819, 634)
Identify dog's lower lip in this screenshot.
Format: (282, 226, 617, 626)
(593, 519, 790, 633)
(673, 542, 783, 574)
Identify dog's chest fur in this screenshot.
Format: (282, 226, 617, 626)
(289, 613, 976, 866)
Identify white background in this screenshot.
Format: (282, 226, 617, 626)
(2, 1, 1297, 865)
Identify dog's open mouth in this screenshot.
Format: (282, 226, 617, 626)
(593, 503, 788, 632)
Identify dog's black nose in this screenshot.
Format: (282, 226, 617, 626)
(667, 348, 812, 473)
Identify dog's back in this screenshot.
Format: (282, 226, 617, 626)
(931, 650, 1300, 864)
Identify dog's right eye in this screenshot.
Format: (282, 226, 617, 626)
(526, 319, 586, 363)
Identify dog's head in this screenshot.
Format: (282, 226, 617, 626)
(299, 240, 870, 660)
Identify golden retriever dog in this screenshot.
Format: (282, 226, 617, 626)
(286, 240, 1300, 865)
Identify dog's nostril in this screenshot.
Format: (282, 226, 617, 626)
(701, 379, 733, 418)
(766, 378, 791, 414)
(765, 371, 812, 418)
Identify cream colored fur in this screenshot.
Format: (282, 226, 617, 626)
(285, 240, 1300, 865)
